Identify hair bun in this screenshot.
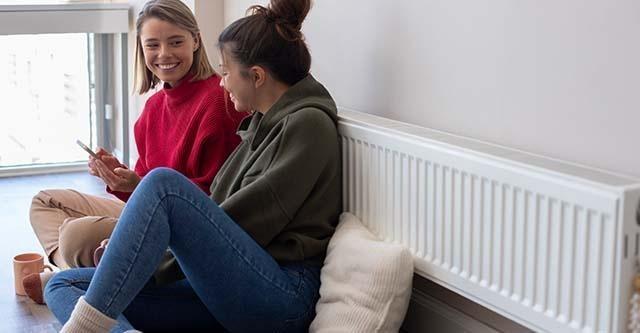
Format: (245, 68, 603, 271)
(221, 0, 312, 85)
(268, 0, 311, 31)
(248, 0, 311, 41)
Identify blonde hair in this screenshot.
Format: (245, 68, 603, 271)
(134, 0, 214, 94)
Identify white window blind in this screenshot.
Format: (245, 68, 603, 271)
(0, 3, 128, 35)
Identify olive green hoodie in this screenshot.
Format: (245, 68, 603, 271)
(154, 74, 341, 284)
(211, 74, 342, 262)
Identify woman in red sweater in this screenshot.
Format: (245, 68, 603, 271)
(24, 0, 247, 304)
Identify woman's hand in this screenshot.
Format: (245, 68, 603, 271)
(88, 148, 120, 177)
(93, 158, 141, 193)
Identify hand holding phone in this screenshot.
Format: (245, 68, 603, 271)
(91, 154, 140, 193)
(76, 139, 99, 159)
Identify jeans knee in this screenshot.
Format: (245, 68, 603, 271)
(146, 167, 179, 180)
(141, 168, 183, 191)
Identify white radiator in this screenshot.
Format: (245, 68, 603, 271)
(338, 109, 640, 333)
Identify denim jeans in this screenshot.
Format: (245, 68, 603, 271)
(45, 168, 321, 332)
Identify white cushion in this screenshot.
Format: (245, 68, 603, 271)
(310, 213, 414, 333)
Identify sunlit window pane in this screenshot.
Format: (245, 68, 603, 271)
(0, 33, 93, 167)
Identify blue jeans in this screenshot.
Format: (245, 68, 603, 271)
(45, 168, 321, 332)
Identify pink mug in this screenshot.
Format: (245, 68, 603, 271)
(13, 253, 53, 296)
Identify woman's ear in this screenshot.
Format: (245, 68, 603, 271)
(193, 33, 201, 52)
(250, 66, 267, 88)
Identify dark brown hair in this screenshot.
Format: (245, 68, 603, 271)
(134, 0, 215, 94)
(218, 0, 312, 86)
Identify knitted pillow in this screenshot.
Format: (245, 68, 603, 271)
(310, 213, 414, 332)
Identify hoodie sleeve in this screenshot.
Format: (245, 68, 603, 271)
(220, 108, 338, 247)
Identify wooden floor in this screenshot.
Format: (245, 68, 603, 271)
(0, 172, 106, 332)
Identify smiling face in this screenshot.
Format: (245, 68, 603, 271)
(139, 17, 198, 87)
(218, 51, 257, 112)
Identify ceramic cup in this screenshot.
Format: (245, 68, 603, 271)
(13, 253, 53, 296)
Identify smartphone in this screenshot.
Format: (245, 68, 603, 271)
(76, 139, 99, 159)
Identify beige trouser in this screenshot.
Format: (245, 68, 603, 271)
(29, 189, 124, 268)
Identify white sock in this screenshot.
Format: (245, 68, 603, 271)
(60, 296, 117, 333)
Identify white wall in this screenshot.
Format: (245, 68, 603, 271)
(224, 0, 640, 178)
(194, 0, 224, 69)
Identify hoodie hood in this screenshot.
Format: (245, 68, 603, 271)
(237, 74, 338, 150)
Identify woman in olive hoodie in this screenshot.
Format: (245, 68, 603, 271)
(45, 0, 341, 332)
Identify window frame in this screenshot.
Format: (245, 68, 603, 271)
(0, 2, 129, 177)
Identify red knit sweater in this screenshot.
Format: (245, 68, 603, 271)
(109, 74, 247, 201)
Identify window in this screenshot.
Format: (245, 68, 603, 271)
(0, 2, 128, 176)
(0, 33, 93, 167)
